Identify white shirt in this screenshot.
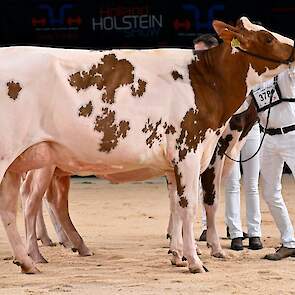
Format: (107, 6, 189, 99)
(258, 67, 295, 129)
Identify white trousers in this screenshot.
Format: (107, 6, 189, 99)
(224, 125, 262, 239)
(260, 131, 295, 248)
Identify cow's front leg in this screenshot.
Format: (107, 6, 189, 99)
(173, 156, 206, 273)
(201, 154, 225, 259)
(166, 173, 187, 267)
(204, 203, 225, 258)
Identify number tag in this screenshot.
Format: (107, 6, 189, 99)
(252, 82, 280, 111)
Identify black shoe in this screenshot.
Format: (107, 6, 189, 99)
(199, 230, 207, 242)
(231, 237, 244, 251)
(226, 226, 248, 240)
(248, 237, 263, 250)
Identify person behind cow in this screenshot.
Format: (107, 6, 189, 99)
(224, 119, 263, 250)
(224, 20, 265, 251)
(193, 34, 219, 241)
(254, 66, 295, 260)
(193, 33, 219, 53)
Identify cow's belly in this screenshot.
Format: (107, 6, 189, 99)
(8, 140, 172, 181)
(102, 168, 165, 183)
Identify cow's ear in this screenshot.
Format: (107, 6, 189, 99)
(213, 20, 250, 49)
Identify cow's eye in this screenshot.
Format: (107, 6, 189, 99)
(265, 35, 274, 44)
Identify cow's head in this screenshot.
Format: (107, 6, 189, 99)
(213, 17, 294, 91)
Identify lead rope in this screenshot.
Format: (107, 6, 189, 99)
(220, 89, 275, 163)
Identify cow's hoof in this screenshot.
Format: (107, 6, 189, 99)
(176, 261, 187, 267)
(78, 248, 94, 256)
(21, 265, 41, 274)
(40, 238, 56, 247)
(212, 251, 226, 259)
(170, 256, 187, 267)
(13, 259, 40, 274)
(189, 264, 206, 273)
(79, 252, 94, 257)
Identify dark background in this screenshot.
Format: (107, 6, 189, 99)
(1, 0, 294, 49)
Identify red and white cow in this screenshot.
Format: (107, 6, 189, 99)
(22, 98, 257, 266)
(0, 17, 294, 274)
(26, 99, 258, 266)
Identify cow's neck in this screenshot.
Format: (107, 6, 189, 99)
(189, 43, 251, 129)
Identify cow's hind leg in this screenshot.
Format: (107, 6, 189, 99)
(0, 171, 39, 273)
(36, 201, 56, 246)
(21, 167, 55, 263)
(43, 197, 72, 248)
(47, 175, 92, 256)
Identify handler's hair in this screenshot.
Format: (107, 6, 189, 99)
(193, 34, 219, 48)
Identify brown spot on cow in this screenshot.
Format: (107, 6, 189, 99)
(178, 149, 188, 161)
(209, 147, 217, 166)
(178, 53, 253, 162)
(179, 197, 188, 208)
(79, 101, 93, 117)
(182, 52, 249, 159)
(131, 79, 147, 97)
(69, 54, 135, 104)
(68, 68, 103, 92)
(171, 70, 183, 80)
(94, 107, 130, 152)
(7, 81, 22, 100)
(217, 134, 233, 158)
(165, 125, 176, 135)
(229, 100, 258, 141)
(174, 165, 185, 197)
(176, 108, 205, 161)
(142, 119, 162, 148)
(201, 167, 216, 205)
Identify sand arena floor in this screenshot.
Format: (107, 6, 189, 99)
(0, 175, 295, 295)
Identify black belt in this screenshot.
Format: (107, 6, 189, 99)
(260, 124, 295, 135)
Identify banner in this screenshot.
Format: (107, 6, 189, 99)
(0, 0, 293, 49)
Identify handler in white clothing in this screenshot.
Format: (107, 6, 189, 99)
(225, 123, 263, 251)
(253, 66, 295, 260)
